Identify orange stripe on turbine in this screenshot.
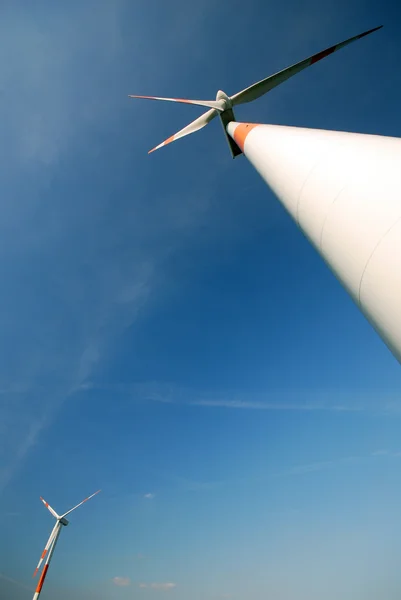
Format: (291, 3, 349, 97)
(36, 565, 49, 593)
(41, 549, 47, 559)
(148, 135, 175, 154)
(233, 123, 260, 152)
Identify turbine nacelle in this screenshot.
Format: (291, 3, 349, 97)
(59, 517, 69, 526)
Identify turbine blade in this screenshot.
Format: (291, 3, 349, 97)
(32, 523, 58, 578)
(128, 95, 224, 111)
(40, 497, 60, 519)
(60, 489, 101, 519)
(148, 108, 218, 154)
(231, 25, 383, 106)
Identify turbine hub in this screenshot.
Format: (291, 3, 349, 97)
(216, 90, 232, 109)
(60, 517, 69, 526)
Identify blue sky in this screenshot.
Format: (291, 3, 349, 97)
(1, 0, 401, 598)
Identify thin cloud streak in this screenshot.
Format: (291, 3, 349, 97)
(189, 399, 362, 412)
(0, 573, 33, 592)
(151, 583, 177, 591)
(159, 472, 225, 492)
(0, 1, 133, 495)
(81, 381, 371, 413)
(162, 449, 401, 496)
(112, 577, 131, 587)
(276, 450, 401, 478)
(139, 583, 177, 591)
(0, 0, 225, 494)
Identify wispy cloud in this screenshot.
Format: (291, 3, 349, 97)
(0, 398, 59, 493)
(0, 1, 135, 495)
(160, 472, 225, 493)
(277, 450, 401, 478)
(188, 399, 362, 412)
(151, 583, 177, 591)
(370, 449, 401, 458)
(0, 0, 227, 494)
(160, 449, 401, 497)
(0, 573, 33, 592)
(85, 381, 401, 419)
(143, 493, 156, 499)
(81, 381, 372, 413)
(1, 2, 127, 169)
(371, 449, 389, 456)
(112, 577, 131, 587)
(281, 456, 360, 476)
(139, 583, 177, 591)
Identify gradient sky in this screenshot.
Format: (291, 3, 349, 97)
(1, 0, 401, 599)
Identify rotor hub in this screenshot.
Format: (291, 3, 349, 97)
(216, 90, 231, 109)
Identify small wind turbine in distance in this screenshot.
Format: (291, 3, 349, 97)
(128, 25, 382, 157)
(32, 489, 101, 600)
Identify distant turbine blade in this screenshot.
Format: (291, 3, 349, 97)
(128, 95, 224, 111)
(40, 497, 60, 519)
(148, 108, 218, 154)
(231, 25, 383, 106)
(60, 489, 101, 519)
(32, 523, 59, 578)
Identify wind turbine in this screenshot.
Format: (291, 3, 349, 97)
(32, 490, 100, 599)
(128, 25, 382, 157)
(128, 24, 401, 366)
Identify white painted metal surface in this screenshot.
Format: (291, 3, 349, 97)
(227, 121, 401, 364)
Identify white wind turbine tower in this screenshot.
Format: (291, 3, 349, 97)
(32, 490, 100, 599)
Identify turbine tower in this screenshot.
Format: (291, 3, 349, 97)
(32, 490, 100, 599)
(128, 25, 401, 365)
(226, 121, 401, 364)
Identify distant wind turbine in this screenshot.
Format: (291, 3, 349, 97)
(32, 490, 101, 600)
